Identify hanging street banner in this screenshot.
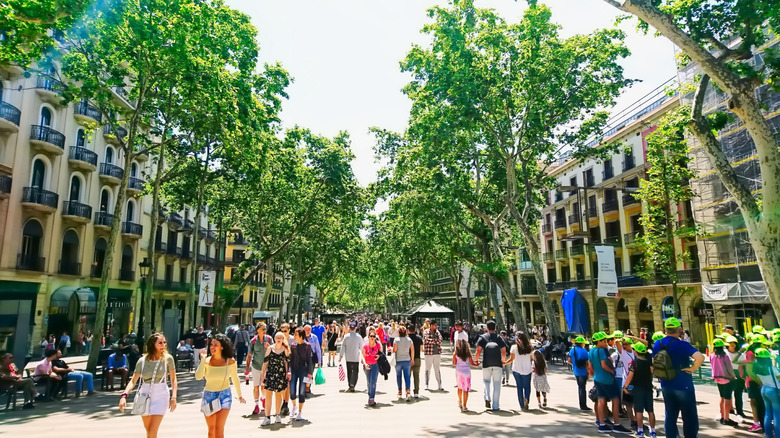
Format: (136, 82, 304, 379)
(198, 270, 217, 307)
(595, 246, 619, 297)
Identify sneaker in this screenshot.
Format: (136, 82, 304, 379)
(261, 417, 271, 426)
(275, 415, 281, 424)
(636, 432, 644, 438)
(598, 424, 613, 433)
(649, 432, 656, 438)
(23, 402, 34, 410)
(414, 392, 419, 398)
(485, 400, 491, 409)
(724, 419, 739, 427)
(290, 405, 297, 418)
(748, 423, 763, 432)
(280, 404, 289, 416)
(604, 418, 615, 426)
(613, 424, 632, 434)
(630, 421, 637, 431)
(295, 412, 303, 421)
(252, 405, 261, 416)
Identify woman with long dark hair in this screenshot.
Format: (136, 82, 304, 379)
(119, 333, 177, 438)
(289, 327, 314, 421)
(196, 333, 245, 438)
(505, 331, 533, 410)
(363, 326, 381, 406)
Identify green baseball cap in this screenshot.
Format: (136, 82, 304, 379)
(713, 338, 726, 348)
(612, 330, 624, 339)
(753, 325, 766, 334)
(772, 328, 780, 335)
(574, 336, 590, 344)
(664, 317, 681, 328)
(633, 343, 647, 354)
(756, 348, 776, 359)
(725, 335, 739, 344)
(592, 331, 607, 342)
(751, 334, 768, 345)
(652, 331, 665, 342)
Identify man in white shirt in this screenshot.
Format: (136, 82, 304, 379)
(613, 334, 636, 426)
(452, 320, 468, 352)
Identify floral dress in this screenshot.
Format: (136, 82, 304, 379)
(263, 348, 288, 392)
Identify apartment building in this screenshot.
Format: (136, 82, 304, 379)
(537, 81, 711, 348)
(0, 63, 223, 364)
(681, 36, 780, 333)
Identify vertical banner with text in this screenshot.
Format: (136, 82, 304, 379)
(595, 246, 619, 297)
(198, 270, 217, 307)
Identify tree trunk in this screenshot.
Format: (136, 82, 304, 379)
(258, 256, 274, 310)
(517, 222, 562, 338)
(187, 146, 209, 329)
(143, 143, 165, 339)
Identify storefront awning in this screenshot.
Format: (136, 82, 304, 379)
(703, 281, 769, 305)
(49, 286, 97, 315)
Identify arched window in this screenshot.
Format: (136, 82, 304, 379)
(638, 297, 653, 313)
(40, 107, 52, 127)
(60, 229, 80, 275)
(93, 238, 107, 277)
(130, 162, 138, 178)
(596, 298, 608, 317)
(617, 298, 629, 313)
(120, 244, 134, 280)
(99, 188, 111, 213)
(76, 129, 86, 148)
(105, 147, 114, 164)
(69, 175, 81, 202)
(20, 219, 43, 269)
(126, 200, 135, 222)
(31, 159, 46, 188)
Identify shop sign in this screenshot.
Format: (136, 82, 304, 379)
(662, 296, 675, 319)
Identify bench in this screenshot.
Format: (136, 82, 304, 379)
(24, 356, 91, 398)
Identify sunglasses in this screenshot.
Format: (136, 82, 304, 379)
(369, 335, 376, 338)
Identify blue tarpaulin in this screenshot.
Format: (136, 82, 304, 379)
(562, 288, 590, 335)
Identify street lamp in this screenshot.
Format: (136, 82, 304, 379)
(138, 257, 151, 339)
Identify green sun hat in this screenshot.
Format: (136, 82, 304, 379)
(574, 336, 590, 345)
(592, 331, 607, 342)
(652, 331, 665, 342)
(753, 325, 766, 334)
(756, 348, 776, 359)
(621, 337, 632, 344)
(712, 338, 726, 348)
(664, 317, 682, 328)
(725, 335, 739, 344)
(751, 334, 768, 345)
(612, 330, 624, 339)
(772, 328, 780, 334)
(633, 343, 647, 354)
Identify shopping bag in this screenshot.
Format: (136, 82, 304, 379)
(338, 364, 345, 382)
(315, 366, 326, 385)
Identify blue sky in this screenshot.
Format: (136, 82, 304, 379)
(225, 0, 678, 187)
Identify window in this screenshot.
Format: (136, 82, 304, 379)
(120, 244, 134, 279)
(21, 220, 43, 263)
(60, 230, 80, 275)
(76, 129, 86, 148)
(69, 175, 81, 202)
(131, 162, 138, 178)
(100, 188, 111, 213)
(31, 159, 46, 188)
(40, 107, 52, 127)
(93, 238, 107, 277)
(105, 147, 114, 164)
(180, 267, 187, 284)
(126, 200, 135, 222)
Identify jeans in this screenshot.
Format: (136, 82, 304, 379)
(235, 343, 247, 367)
(68, 371, 94, 393)
(734, 376, 746, 415)
(576, 375, 588, 409)
(762, 386, 780, 438)
(365, 363, 379, 400)
(662, 387, 699, 438)
(396, 360, 411, 392)
(513, 372, 532, 406)
(289, 369, 307, 404)
(483, 367, 503, 410)
(425, 354, 441, 387)
(411, 360, 421, 395)
(346, 361, 359, 389)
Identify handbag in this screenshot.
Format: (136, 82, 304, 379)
(200, 360, 229, 417)
(131, 357, 165, 415)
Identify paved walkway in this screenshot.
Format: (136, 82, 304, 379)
(0, 356, 761, 437)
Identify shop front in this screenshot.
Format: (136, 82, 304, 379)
(47, 286, 97, 354)
(105, 289, 133, 345)
(0, 281, 40, 369)
(637, 297, 656, 333)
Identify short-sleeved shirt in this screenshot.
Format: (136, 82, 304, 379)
(615, 349, 634, 381)
(363, 342, 381, 365)
(311, 324, 326, 345)
(569, 346, 589, 377)
(589, 347, 614, 384)
(108, 353, 127, 369)
(409, 333, 423, 360)
(477, 333, 507, 368)
(652, 337, 700, 391)
(249, 334, 273, 371)
(510, 344, 533, 374)
(394, 336, 413, 362)
(628, 357, 653, 389)
(453, 330, 469, 344)
(33, 359, 53, 379)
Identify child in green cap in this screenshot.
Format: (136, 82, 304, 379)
(710, 338, 738, 426)
(623, 343, 656, 438)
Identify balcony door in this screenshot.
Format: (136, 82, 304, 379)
(69, 175, 81, 203)
(60, 230, 79, 274)
(120, 244, 133, 276)
(31, 159, 45, 189)
(126, 200, 135, 223)
(21, 220, 43, 266)
(100, 189, 111, 213)
(76, 129, 86, 148)
(93, 238, 107, 276)
(39, 107, 52, 127)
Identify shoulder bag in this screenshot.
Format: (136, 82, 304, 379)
(131, 356, 164, 415)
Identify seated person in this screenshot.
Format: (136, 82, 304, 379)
(33, 350, 61, 400)
(52, 349, 94, 397)
(177, 340, 192, 352)
(0, 352, 37, 409)
(107, 344, 128, 390)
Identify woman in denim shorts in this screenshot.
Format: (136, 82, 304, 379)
(196, 333, 245, 438)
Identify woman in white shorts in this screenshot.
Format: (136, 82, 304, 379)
(119, 333, 177, 437)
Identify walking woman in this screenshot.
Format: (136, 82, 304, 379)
(289, 327, 314, 421)
(506, 331, 533, 410)
(196, 333, 245, 438)
(393, 325, 414, 400)
(377, 323, 388, 355)
(754, 348, 780, 437)
(119, 333, 177, 438)
(363, 326, 381, 406)
(326, 324, 338, 367)
(261, 332, 290, 426)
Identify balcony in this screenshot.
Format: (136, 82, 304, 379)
(167, 212, 183, 229)
(198, 226, 207, 239)
(569, 245, 585, 257)
(604, 235, 622, 246)
(155, 241, 167, 254)
(122, 221, 142, 238)
(623, 155, 636, 172)
(618, 269, 702, 287)
(554, 218, 567, 230)
(602, 198, 619, 213)
(94, 212, 114, 230)
(21, 187, 58, 212)
(99, 162, 124, 184)
(102, 124, 127, 145)
(166, 245, 182, 258)
(568, 212, 580, 227)
(0, 101, 21, 132)
(181, 249, 192, 260)
(541, 223, 552, 234)
(555, 248, 568, 260)
(229, 235, 247, 245)
(68, 146, 98, 172)
(197, 254, 206, 263)
(17, 254, 45, 272)
(543, 252, 554, 263)
(58, 261, 81, 276)
(206, 256, 216, 265)
(588, 205, 598, 218)
(624, 231, 641, 246)
(35, 76, 64, 104)
(61, 201, 92, 223)
(547, 279, 592, 292)
(127, 177, 144, 195)
(0, 174, 11, 199)
(603, 167, 614, 180)
(136, 150, 149, 162)
(622, 192, 639, 207)
(153, 280, 191, 292)
(29, 125, 65, 155)
(520, 278, 538, 295)
(206, 230, 217, 243)
(74, 101, 102, 124)
(182, 219, 194, 234)
(119, 269, 135, 282)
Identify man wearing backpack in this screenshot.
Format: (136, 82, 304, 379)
(568, 335, 591, 411)
(474, 320, 507, 411)
(652, 317, 705, 438)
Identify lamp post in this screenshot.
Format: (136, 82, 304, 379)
(138, 257, 151, 340)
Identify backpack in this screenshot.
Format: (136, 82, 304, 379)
(652, 337, 678, 381)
